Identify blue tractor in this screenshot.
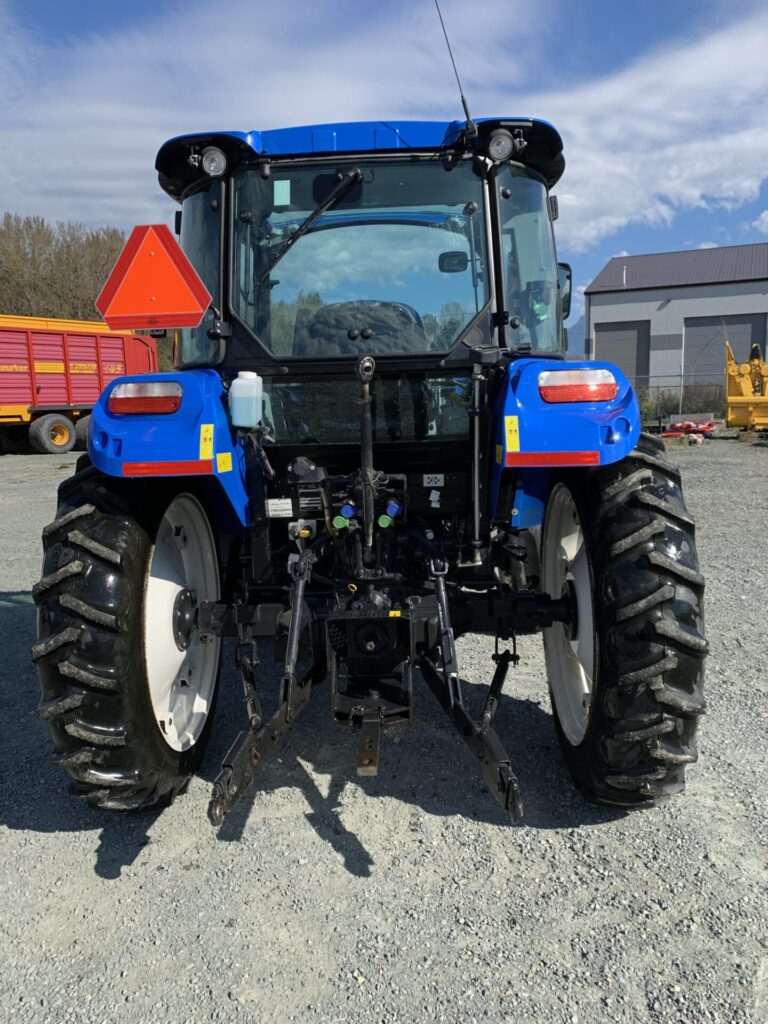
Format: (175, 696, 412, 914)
(32, 118, 706, 824)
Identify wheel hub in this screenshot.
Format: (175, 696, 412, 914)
(172, 588, 197, 650)
(562, 578, 579, 642)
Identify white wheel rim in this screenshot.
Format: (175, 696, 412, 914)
(541, 483, 595, 746)
(144, 494, 221, 751)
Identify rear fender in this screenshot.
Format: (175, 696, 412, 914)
(489, 358, 641, 527)
(88, 369, 251, 529)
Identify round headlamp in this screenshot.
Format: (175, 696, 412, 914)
(487, 129, 514, 162)
(201, 146, 227, 177)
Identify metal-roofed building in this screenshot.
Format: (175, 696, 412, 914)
(585, 243, 768, 390)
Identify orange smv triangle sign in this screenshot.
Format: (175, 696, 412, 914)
(96, 224, 212, 330)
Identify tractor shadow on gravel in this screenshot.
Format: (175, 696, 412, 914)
(201, 643, 624, 876)
(2, 590, 160, 880)
(6, 597, 623, 881)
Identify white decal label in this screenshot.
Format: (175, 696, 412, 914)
(266, 498, 293, 518)
(423, 473, 444, 487)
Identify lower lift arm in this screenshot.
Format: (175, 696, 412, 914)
(420, 561, 524, 821)
(207, 549, 316, 827)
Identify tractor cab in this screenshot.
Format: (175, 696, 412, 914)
(159, 119, 569, 454)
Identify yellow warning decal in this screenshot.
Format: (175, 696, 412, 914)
(495, 444, 503, 465)
(388, 610, 402, 618)
(34, 361, 65, 374)
(216, 451, 232, 474)
(199, 423, 214, 460)
(504, 415, 520, 452)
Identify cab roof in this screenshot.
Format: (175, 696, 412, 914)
(156, 117, 564, 201)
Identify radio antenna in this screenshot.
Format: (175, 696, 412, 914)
(434, 0, 478, 140)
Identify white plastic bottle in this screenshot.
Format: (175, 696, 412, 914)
(229, 371, 263, 428)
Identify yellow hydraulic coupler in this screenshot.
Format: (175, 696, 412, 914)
(726, 340, 768, 431)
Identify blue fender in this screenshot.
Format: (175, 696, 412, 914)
(489, 359, 641, 528)
(88, 369, 251, 528)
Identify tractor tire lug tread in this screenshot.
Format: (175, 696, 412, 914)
(609, 717, 676, 742)
(628, 448, 683, 479)
(650, 739, 698, 765)
(32, 460, 222, 814)
(651, 683, 706, 715)
(30, 626, 81, 662)
(65, 719, 128, 747)
(59, 659, 120, 693)
(58, 594, 118, 630)
(617, 650, 677, 686)
(653, 618, 709, 654)
(608, 518, 666, 558)
(32, 561, 85, 600)
(615, 583, 676, 622)
(51, 746, 94, 768)
(42, 504, 96, 540)
(599, 468, 653, 503)
(546, 433, 706, 809)
(646, 551, 705, 586)
(37, 690, 85, 721)
(66, 529, 122, 566)
(79, 767, 142, 788)
(632, 491, 696, 527)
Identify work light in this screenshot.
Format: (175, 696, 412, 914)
(487, 129, 514, 162)
(201, 146, 227, 177)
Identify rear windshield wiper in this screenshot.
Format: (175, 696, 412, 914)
(254, 168, 362, 290)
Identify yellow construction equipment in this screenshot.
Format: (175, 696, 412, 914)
(726, 340, 768, 431)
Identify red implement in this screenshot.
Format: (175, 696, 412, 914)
(0, 315, 156, 427)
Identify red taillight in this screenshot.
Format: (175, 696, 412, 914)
(538, 369, 619, 403)
(108, 381, 182, 414)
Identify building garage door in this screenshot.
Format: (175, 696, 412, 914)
(594, 320, 650, 387)
(683, 314, 767, 382)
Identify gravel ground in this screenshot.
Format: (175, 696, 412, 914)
(1, 440, 767, 1024)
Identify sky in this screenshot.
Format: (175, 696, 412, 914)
(3, 0, 768, 333)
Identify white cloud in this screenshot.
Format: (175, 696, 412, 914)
(0, 0, 551, 228)
(753, 210, 768, 234)
(532, 7, 768, 251)
(568, 283, 587, 323)
(697, 241, 719, 248)
(1, 0, 767, 265)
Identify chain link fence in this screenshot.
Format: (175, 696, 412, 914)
(625, 372, 726, 427)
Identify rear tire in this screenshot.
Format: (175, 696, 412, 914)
(32, 464, 223, 811)
(75, 415, 91, 451)
(541, 432, 707, 807)
(29, 413, 76, 454)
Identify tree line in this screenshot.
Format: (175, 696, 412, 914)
(0, 212, 125, 321)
